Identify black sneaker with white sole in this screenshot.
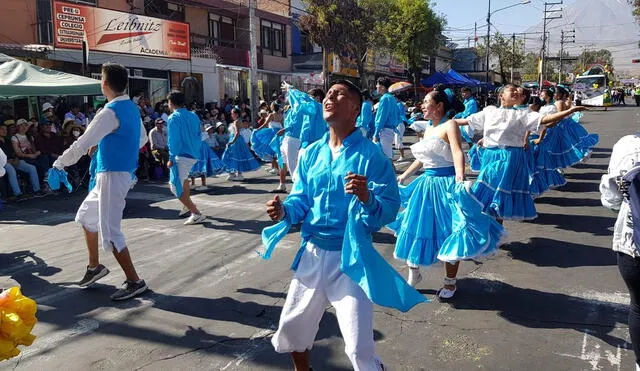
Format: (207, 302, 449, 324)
(110, 280, 148, 301)
(78, 264, 110, 287)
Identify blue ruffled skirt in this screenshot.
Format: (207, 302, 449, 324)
(437, 182, 505, 262)
(467, 143, 483, 172)
(471, 147, 537, 220)
(542, 119, 596, 169)
(222, 136, 260, 173)
(529, 139, 567, 197)
(251, 128, 278, 161)
(190, 141, 224, 177)
(390, 169, 456, 267)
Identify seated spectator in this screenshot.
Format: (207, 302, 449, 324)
(11, 119, 49, 182)
(4, 120, 17, 138)
(160, 103, 170, 121)
(62, 119, 85, 150)
(149, 118, 169, 169)
(64, 104, 86, 127)
(0, 123, 43, 199)
(85, 105, 96, 124)
(212, 122, 229, 158)
(34, 121, 64, 167)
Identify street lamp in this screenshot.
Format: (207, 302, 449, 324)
(485, 0, 531, 86)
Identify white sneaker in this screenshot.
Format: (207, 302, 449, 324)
(184, 213, 206, 225)
(178, 205, 189, 217)
(234, 173, 244, 181)
(272, 183, 287, 193)
(226, 173, 237, 181)
(407, 268, 422, 287)
(268, 168, 279, 175)
(396, 156, 406, 163)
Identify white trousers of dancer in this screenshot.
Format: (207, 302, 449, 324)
(75, 172, 134, 252)
(280, 136, 301, 176)
(272, 242, 383, 371)
(394, 123, 405, 150)
(378, 128, 395, 159)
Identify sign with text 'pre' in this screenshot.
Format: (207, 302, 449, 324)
(53, 1, 190, 60)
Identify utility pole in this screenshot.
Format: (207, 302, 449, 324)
(248, 0, 258, 122)
(510, 33, 516, 83)
(485, 0, 491, 85)
(540, 1, 562, 88)
(559, 29, 575, 84)
(474, 22, 477, 48)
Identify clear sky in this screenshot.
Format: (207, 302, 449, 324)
(432, 0, 576, 49)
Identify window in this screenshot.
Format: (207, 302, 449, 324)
(144, 0, 184, 21)
(209, 14, 235, 48)
(261, 20, 286, 58)
(36, 0, 53, 44)
(299, 32, 314, 54)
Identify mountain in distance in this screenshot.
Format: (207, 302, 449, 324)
(524, 0, 640, 74)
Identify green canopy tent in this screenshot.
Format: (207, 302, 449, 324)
(0, 53, 101, 98)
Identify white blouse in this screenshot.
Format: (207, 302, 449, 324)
(467, 106, 543, 148)
(410, 136, 454, 169)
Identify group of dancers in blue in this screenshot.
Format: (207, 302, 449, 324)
(467, 85, 599, 204)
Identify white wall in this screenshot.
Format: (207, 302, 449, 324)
(191, 57, 220, 103)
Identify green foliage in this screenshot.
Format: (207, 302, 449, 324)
(476, 32, 524, 83)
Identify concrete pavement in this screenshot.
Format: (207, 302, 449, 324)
(0, 103, 638, 370)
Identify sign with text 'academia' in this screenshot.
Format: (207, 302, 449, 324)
(52, 1, 190, 60)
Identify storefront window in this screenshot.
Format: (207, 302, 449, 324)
(223, 69, 240, 99)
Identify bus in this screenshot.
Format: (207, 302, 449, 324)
(572, 66, 613, 107)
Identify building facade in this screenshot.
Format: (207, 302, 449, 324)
(0, 0, 293, 108)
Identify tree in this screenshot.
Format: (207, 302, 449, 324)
(521, 52, 539, 81)
(477, 32, 525, 83)
(298, 0, 392, 88)
(574, 49, 614, 75)
(629, 0, 640, 20)
(374, 0, 444, 91)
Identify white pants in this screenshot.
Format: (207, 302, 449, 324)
(170, 156, 197, 197)
(280, 136, 301, 176)
(75, 172, 134, 252)
(394, 123, 405, 150)
(272, 243, 383, 371)
(379, 128, 395, 159)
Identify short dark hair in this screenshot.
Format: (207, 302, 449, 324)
(167, 90, 185, 107)
(101, 63, 128, 94)
(333, 79, 363, 107)
(461, 87, 472, 94)
(307, 88, 325, 101)
(70, 103, 80, 110)
(377, 77, 392, 89)
(519, 87, 532, 103)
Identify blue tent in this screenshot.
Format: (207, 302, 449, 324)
(421, 72, 464, 87)
(447, 69, 478, 86)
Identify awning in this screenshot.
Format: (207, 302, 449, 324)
(421, 71, 464, 87)
(0, 53, 101, 98)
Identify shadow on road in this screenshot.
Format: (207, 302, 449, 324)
(532, 212, 614, 236)
(503, 238, 616, 268)
(450, 278, 629, 349)
(535, 196, 604, 208)
(204, 217, 273, 235)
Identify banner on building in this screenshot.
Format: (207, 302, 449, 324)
(52, 1, 190, 60)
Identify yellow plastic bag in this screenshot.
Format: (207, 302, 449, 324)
(0, 287, 37, 361)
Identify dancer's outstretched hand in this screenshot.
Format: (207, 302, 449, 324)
(345, 172, 369, 204)
(266, 196, 284, 221)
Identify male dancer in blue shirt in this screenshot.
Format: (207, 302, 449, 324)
(373, 77, 399, 160)
(265, 80, 424, 370)
(53, 63, 148, 300)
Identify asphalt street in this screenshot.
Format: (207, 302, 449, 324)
(0, 102, 638, 370)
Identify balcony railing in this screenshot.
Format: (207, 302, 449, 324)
(190, 33, 262, 67)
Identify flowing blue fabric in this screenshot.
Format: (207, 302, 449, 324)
(437, 182, 505, 262)
(168, 154, 183, 197)
(356, 101, 374, 139)
(190, 141, 224, 177)
(294, 91, 327, 148)
(46, 168, 73, 192)
(221, 135, 260, 173)
(251, 127, 278, 161)
(260, 129, 426, 312)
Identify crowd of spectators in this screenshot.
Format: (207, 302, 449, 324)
(0, 90, 287, 203)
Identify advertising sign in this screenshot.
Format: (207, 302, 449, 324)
(53, 1, 190, 60)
